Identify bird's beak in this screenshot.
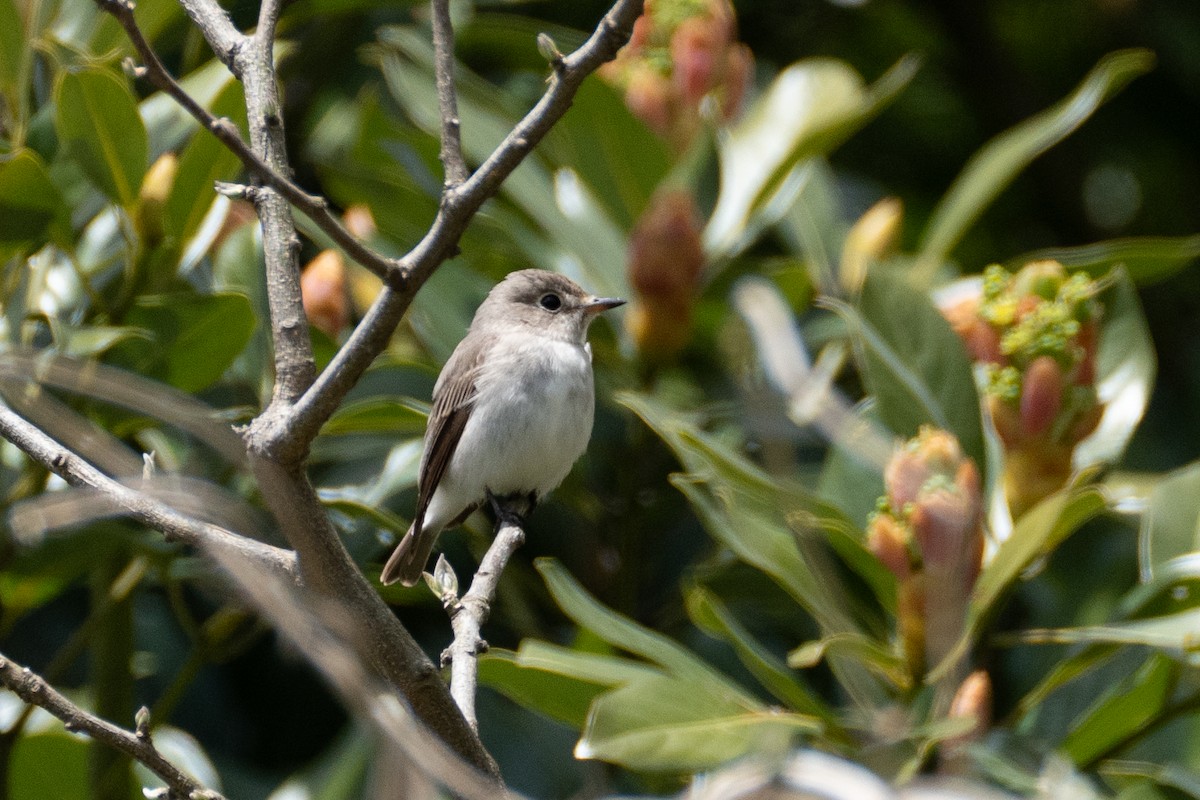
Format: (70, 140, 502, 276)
(584, 296, 626, 314)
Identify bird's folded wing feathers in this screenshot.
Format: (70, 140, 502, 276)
(410, 340, 485, 537)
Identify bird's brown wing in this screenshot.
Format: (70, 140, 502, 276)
(409, 339, 485, 542)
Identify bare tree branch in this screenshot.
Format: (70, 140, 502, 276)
(431, 0, 468, 187)
(95, 0, 402, 283)
(0, 400, 298, 579)
(441, 497, 530, 730)
(0, 652, 227, 800)
(267, 0, 645, 457)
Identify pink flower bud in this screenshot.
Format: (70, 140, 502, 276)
(301, 250, 349, 338)
(1019, 355, 1064, 439)
(867, 512, 912, 580)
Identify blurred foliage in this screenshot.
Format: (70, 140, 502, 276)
(1, 0, 1199, 798)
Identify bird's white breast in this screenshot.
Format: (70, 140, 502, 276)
(426, 333, 595, 528)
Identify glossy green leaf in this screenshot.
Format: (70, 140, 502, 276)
(108, 293, 256, 392)
(56, 68, 148, 206)
(0, 150, 69, 250)
(834, 270, 986, 473)
(1010, 608, 1200, 664)
(916, 49, 1154, 279)
(317, 493, 410, 537)
(1061, 654, 1176, 766)
(515, 640, 661, 687)
(481, 644, 654, 729)
(787, 632, 911, 690)
(1072, 268, 1156, 469)
(576, 673, 819, 772)
(165, 81, 246, 242)
(133, 726, 221, 795)
(705, 55, 917, 259)
(321, 397, 428, 436)
(9, 730, 91, 800)
(1138, 462, 1200, 582)
(0, 0, 24, 95)
(536, 558, 737, 687)
(1010, 644, 1120, 728)
(685, 585, 837, 720)
(1010, 235, 1200, 287)
(546, 78, 671, 229)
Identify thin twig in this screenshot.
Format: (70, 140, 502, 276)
(431, 0, 468, 187)
(442, 496, 531, 730)
(0, 652, 227, 800)
(0, 400, 298, 579)
(95, 0, 401, 283)
(268, 0, 645, 457)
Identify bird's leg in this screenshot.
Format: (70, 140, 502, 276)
(485, 490, 533, 527)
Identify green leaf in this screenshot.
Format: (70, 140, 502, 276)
(9, 730, 91, 800)
(1073, 268, 1155, 469)
(108, 293, 256, 392)
(787, 632, 911, 690)
(515, 640, 661, 687)
(0, 0, 25, 95)
(56, 68, 148, 206)
(536, 558, 738, 688)
(321, 397, 428, 436)
(1010, 235, 1200, 287)
(1138, 462, 1200, 582)
(705, 55, 918, 259)
(317, 492, 410, 537)
(546, 78, 671, 229)
(834, 270, 986, 474)
(576, 673, 819, 772)
(1061, 654, 1176, 766)
(916, 49, 1154, 279)
(0, 150, 69, 251)
(685, 585, 838, 720)
(1010, 608, 1200, 663)
(479, 646, 637, 728)
(165, 81, 246, 242)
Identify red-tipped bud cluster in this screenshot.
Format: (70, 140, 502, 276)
(942, 261, 1103, 516)
(601, 0, 753, 150)
(301, 250, 349, 338)
(625, 189, 705, 360)
(868, 428, 984, 677)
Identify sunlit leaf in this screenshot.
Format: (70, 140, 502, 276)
(1072, 268, 1155, 470)
(831, 270, 986, 474)
(165, 81, 246, 243)
(108, 292, 256, 392)
(787, 632, 910, 690)
(705, 55, 918, 259)
(537, 558, 740, 688)
(1010, 608, 1200, 665)
(685, 585, 838, 720)
(1137, 462, 1200, 582)
(321, 398, 428, 436)
(1061, 654, 1176, 766)
(0, 0, 24, 96)
(576, 673, 818, 772)
(0, 150, 69, 251)
(56, 68, 148, 206)
(478, 649, 612, 729)
(916, 49, 1154, 279)
(9, 730, 90, 800)
(1010, 235, 1200, 287)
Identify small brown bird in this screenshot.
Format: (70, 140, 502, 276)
(381, 270, 624, 586)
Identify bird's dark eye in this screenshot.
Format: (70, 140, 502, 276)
(539, 293, 562, 311)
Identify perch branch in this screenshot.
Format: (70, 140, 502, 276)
(431, 0, 468, 187)
(442, 496, 531, 730)
(0, 653, 227, 800)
